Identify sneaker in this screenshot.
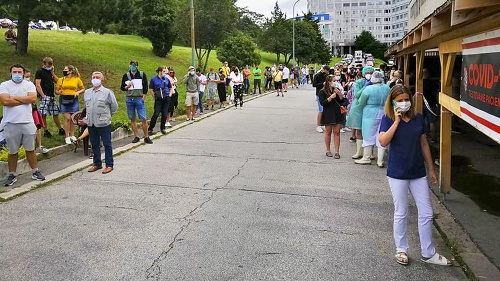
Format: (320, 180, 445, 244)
(316, 126, 324, 133)
(166, 122, 172, 128)
(43, 130, 52, 138)
(186, 118, 190, 122)
(144, 137, 153, 144)
(148, 130, 153, 136)
(32, 170, 45, 181)
(65, 137, 72, 145)
(340, 128, 346, 133)
(344, 127, 352, 132)
(161, 129, 167, 135)
(4, 174, 17, 186)
(349, 137, 356, 143)
(70, 136, 77, 142)
(131, 136, 140, 143)
(37, 146, 49, 154)
(199, 111, 204, 115)
(58, 128, 65, 136)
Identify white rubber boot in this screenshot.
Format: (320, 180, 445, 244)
(351, 139, 363, 159)
(377, 147, 386, 167)
(370, 145, 376, 160)
(354, 145, 373, 165)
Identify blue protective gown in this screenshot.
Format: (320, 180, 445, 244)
(345, 78, 367, 130)
(358, 83, 391, 148)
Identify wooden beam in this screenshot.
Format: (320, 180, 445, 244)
(430, 9, 452, 36)
(414, 50, 424, 113)
(439, 38, 463, 54)
(422, 23, 431, 40)
(439, 92, 462, 116)
(414, 29, 422, 44)
(455, 0, 500, 11)
(404, 54, 411, 88)
(452, 1, 500, 26)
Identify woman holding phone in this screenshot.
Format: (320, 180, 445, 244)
(379, 85, 452, 267)
(318, 76, 345, 158)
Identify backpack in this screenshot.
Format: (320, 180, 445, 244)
(126, 71, 144, 97)
(126, 71, 144, 81)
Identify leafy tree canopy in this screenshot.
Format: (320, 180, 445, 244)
(216, 32, 261, 68)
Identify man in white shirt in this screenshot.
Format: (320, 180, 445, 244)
(196, 68, 207, 114)
(0, 64, 45, 186)
(282, 65, 290, 92)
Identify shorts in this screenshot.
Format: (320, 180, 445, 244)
(4, 122, 37, 154)
(316, 95, 323, 113)
(126, 98, 147, 120)
(282, 78, 289, 83)
(39, 96, 60, 116)
(274, 81, 282, 90)
(225, 78, 231, 86)
(206, 87, 216, 100)
(185, 91, 199, 106)
(59, 97, 80, 114)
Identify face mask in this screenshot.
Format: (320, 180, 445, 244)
(91, 78, 102, 87)
(162, 73, 167, 78)
(330, 82, 336, 88)
(365, 74, 372, 80)
(394, 101, 411, 112)
(44, 67, 52, 71)
(24, 77, 31, 82)
(190, 71, 195, 76)
(63, 70, 69, 76)
(130, 65, 137, 72)
(12, 74, 23, 83)
(335, 76, 341, 81)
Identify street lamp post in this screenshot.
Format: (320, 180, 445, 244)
(190, 0, 195, 67)
(292, 0, 300, 67)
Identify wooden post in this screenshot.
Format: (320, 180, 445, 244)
(403, 54, 411, 87)
(414, 50, 424, 113)
(438, 51, 457, 194)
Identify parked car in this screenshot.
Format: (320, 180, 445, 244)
(0, 18, 12, 28)
(59, 26, 71, 31)
(45, 21, 58, 30)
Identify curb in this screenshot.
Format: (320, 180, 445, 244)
(0, 91, 272, 201)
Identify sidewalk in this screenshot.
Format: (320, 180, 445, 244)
(0, 86, 497, 280)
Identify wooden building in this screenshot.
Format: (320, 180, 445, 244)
(385, 0, 500, 194)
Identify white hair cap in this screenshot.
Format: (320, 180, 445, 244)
(370, 71, 385, 84)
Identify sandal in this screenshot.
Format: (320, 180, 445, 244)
(395, 252, 409, 265)
(334, 153, 340, 159)
(421, 253, 452, 266)
(326, 152, 333, 157)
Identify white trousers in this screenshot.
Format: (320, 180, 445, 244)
(387, 176, 436, 258)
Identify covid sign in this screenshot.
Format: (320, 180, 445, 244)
(461, 30, 500, 144)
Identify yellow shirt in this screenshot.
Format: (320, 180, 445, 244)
(56, 76, 84, 96)
(222, 66, 230, 77)
(273, 70, 283, 82)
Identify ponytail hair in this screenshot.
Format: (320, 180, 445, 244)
(68, 65, 80, 77)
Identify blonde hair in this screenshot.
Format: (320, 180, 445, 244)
(67, 65, 80, 77)
(383, 84, 416, 121)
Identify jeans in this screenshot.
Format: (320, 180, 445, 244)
(388, 176, 436, 258)
(253, 79, 261, 94)
(89, 125, 113, 168)
(197, 91, 204, 112)
(149, 97, 170, 131)
(243, 78, 250, 94)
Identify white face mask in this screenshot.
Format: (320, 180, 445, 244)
(365, 74, 372, 80)
(91, 78, 102, 87)
(394, 101, 411, 112)
(335, 76, 341, 81)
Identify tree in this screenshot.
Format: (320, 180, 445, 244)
(294, 13, 331, 65)
(354, 31, 387, 59)
(259, 2, 291, 62)
(236, 7, 264, 42)
(176, 0, 238, 71)
(216, 32, 261, 67)
(139, 0, 178, 57)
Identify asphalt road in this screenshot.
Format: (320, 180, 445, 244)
(0, 86, 467, 280)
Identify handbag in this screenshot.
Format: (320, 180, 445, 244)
(334, 99, 348, 114)
(61, 95, 75, 105)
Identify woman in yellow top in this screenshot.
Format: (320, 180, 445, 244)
(56, 65, 85, 145)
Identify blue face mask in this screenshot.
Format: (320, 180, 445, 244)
(44, 67, 52, 71)
(12, 74, 23, 83)
(130, 65, 137, 72)
(190, 71, 195, 76)
(162, 73, 167, 79)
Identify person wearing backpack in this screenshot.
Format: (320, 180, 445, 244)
(120, 60, 152, 144)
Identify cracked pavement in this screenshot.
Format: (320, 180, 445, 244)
(0, 88, 467, 280)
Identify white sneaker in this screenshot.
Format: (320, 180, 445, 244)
(37, 146, 49, 154)
(316, 126, 324, 133)
(65, 137, 72, 145)
(344, 127, 352, 132)
(70, 136, 77, 142)
(340, 128, 346, 133)
(166, 122, 172, 128)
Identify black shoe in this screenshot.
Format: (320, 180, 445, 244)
(44, 130, 52, 138)
(161, 129, 167, 135)
(58, 128, 65, 135)
(132, 136, 140, 143)
(144, 137, 153, 144)
(148, 130, 153, 136)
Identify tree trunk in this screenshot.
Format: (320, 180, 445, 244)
(202, 48, 212, 74)
(16, 4, 31, 55)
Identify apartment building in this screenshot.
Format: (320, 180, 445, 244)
(307, 0, 409, 56)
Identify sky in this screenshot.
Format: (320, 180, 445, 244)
(235, 0, 309, 19)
